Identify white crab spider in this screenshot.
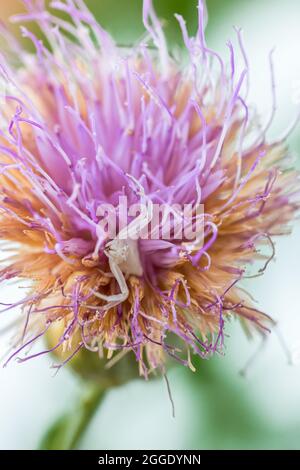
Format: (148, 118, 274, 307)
(92, 176, 153, 312)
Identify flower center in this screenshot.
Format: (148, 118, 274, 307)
(105, 238, 143, 277)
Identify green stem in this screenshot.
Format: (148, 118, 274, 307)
(69, 385, 106, 450)
(40, 384, 106, 450)
(40, 348, 140, 450)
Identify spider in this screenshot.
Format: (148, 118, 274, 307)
(92, 178, 153, 313)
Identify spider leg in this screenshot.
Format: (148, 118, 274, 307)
(91, 258, 129, 311)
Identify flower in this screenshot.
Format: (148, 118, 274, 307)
(0, 0, 299, 377)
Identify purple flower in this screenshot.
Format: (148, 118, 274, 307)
(0, 0, 299, 376)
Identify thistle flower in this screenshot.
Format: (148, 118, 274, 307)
(0, 0, 299, 377)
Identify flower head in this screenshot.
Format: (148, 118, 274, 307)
(0, 0, 299, 376)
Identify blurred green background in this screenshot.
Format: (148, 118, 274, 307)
(0, 0, 300, 450)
